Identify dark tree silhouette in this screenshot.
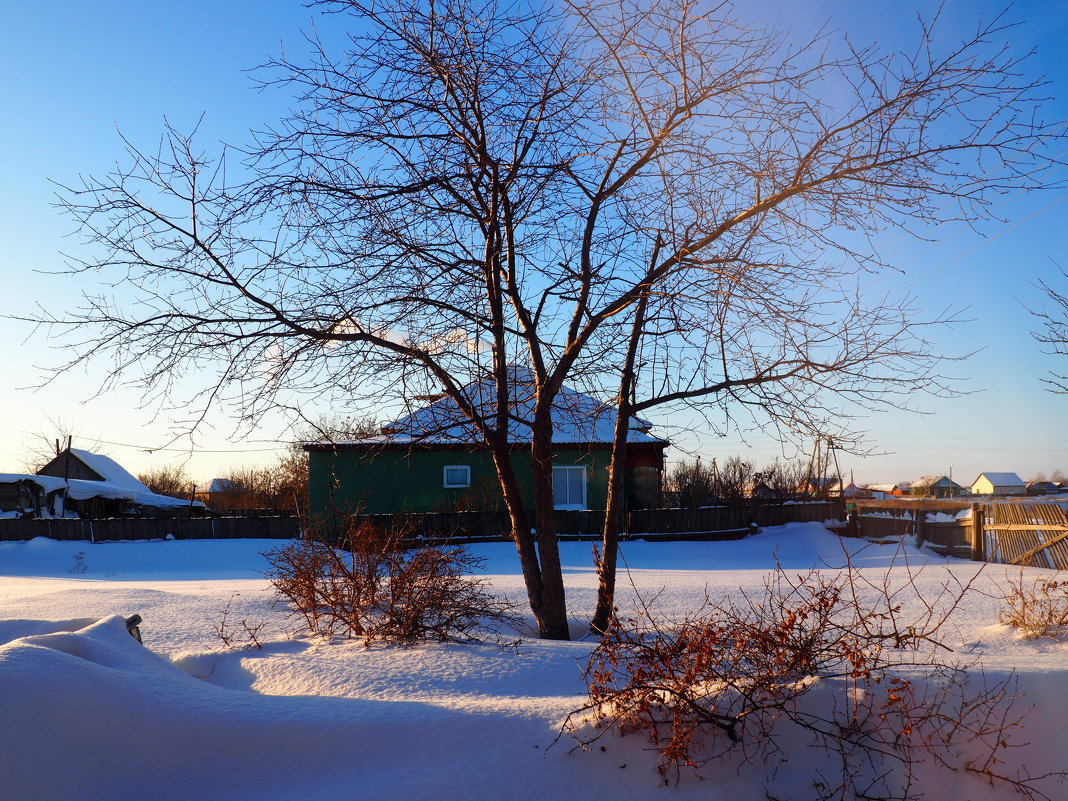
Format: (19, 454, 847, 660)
(38, 0, 1063, 638)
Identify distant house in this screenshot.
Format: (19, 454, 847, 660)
(748, 481, 777, 501)
(797, 476, 842, 497)
(794, 477, 868, 499)
(201, 478, 244, 494)
(21, 447, 204, 518)
(909, 475, 965, 498)
(869, 483, 906, 499)
(970, 472, 1026, 496)
(1027, 481, 1062, 496)
(195, 478, 247, 512)
(838, 481, 870, 499)
(304, 368, 668, 517)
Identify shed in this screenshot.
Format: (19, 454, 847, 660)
(32, 448, 204, 517)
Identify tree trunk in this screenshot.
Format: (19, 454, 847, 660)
(591, 285, 650, 635)
(530, 419, 570, 639)
(590, 426, 627, 634)
(488, 445, 546, 628)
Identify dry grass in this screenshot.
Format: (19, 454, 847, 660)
(1000, 572, 1068, 639)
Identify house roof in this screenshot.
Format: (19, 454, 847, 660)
(971, 472, 1026, 487)
(200, 478, 244, 494)
(912, 475, 961, 489)
(313, 366, 667, 447)
(10, 448, 203, 508)
(868, 484, 900, 492)
(802, 476, 842, 489)
(66, 448, 152, 493)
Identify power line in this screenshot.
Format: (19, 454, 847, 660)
(87, 438, 288, 455)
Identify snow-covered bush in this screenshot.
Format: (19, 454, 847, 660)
(1000, 572, 1068, 639)
(568, 564, 1049, 800)
(263, 524, 516, 644)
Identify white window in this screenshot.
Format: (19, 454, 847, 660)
(443, 465, 471, 488)
(552, 466, 587, 510)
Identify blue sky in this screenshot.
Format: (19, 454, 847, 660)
(0, 1, 1066, 485)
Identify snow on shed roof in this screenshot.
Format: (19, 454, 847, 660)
(317, 367, 666, 447)
(67, 448, 153, 493)
(11, 448, 203, 509)
(971, 472, 1026, 487)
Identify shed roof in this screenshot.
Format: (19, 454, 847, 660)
(17, 448, 202, 508)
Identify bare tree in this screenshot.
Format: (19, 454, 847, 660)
(665, 459, 718, 509)
(279, 414, 379, 515)
(137, 464, 194, 498)
(1032, 264, 1068, 392)
(20, 422, 78, 474)
(663, 456, 757, 508)
(38, 0, 1061, 639)
(756, 458, 811, 502)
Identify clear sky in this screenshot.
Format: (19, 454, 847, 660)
(0, 1, 1066, 486)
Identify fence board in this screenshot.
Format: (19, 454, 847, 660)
(985, 502, 1068, 570)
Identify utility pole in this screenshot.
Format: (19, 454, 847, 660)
(828, 437, 843, 498)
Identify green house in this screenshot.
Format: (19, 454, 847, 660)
(304, 371, 667, 518)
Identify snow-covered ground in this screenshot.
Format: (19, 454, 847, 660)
(1, 524, 1066, 801)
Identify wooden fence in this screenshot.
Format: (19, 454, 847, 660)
(0, 516, 300, 543)
(850, 499, 1068, 569)
(347, 501, 844, 544)
(981, 502, 1068, 569)
(0, 501, 844, 545)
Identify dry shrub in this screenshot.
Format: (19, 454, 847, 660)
(1000, 571, 1068, 639)
(566, 563, 1057, 800)
(213, 593, 267, 650)
(262, 522, 516, 645)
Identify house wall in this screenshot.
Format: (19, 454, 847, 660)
(972, 477, 1026, 496)
(37, 453, 104, 482)
(992, 484, 1026, 496)
(307, 445, 659, 517)
(911, 480, 964, 498)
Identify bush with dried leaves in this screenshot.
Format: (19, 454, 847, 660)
(262, 523, 516, 645)
(566, 563, 1059, 800)
(1000, 571, 1068, 639)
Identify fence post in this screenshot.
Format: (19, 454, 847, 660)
(914, 510, 926, 548)
(970, 503, 986, 562)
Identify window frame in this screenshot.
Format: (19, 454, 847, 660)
(552, 465, 587, 510)
(442, 464, 471, 489)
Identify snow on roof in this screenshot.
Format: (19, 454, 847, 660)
(68, 448, 153, 493)
(317, 366, 666, 447)
(912, 475, 959, 488)
(3, 448, 202, 509)
(971, 472, 1026, 487)
(199, 478, 244, 494)
(868, 484, 899, 492)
